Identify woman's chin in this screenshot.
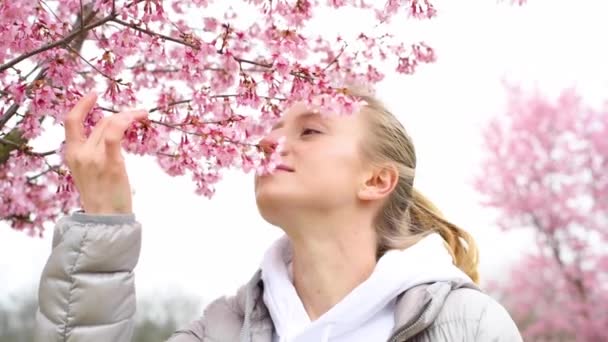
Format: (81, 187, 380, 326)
(255, 199, 286, 228)
(255, 189, 298, 222)
(255, 188, 288, 210)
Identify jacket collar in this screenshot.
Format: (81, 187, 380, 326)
(388, 279, 479, 341)
(238, 270, 479, 342)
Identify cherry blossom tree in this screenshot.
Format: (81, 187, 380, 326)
(476, 82, 608, 341)
(0, 0, 438, 235)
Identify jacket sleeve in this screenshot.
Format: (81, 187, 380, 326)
(165, 295, 245, 342)
(472, 296, 523, 342)
(34, 211, 142, 342)
(166, 318, 206, 341)
(412, 289, 523, 342)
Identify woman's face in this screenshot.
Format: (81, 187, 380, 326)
(254, 102, 371, 226)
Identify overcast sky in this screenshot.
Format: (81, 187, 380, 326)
(1, 0, 607, 306)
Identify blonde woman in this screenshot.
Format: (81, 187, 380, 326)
(35, 89, 522, 341)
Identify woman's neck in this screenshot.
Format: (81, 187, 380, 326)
(289, 219, 378, 320)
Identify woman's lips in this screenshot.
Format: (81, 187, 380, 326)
(275, 164, 295, 172)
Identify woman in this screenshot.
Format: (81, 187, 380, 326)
(35, 89, 522, 342)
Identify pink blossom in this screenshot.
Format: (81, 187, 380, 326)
(7, 83, 27, 105)
(476, 84, 608, 341)
(0, 0, 441, 234)
(203, 17, 219, 31)
(273, 55, 291, 77)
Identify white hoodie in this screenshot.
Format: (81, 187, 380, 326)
(260, 233, 472, 342)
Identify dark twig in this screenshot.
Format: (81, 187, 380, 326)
(0, 15, 113, 72)
(80, 0, 85, 26)
(111, 17, 199, 48)
(0, 70, 46, 129)
(0, 137, 58, 157)
(110, 18, 312, 81)
(40, 0, 63, 23)
(323, 43, 347, 72)
(97, 94, 284, 115)
(27, 164, 62, 182)
(64, 44, 125, 84)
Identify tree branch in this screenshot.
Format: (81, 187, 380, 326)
(149, 99, 195, 113)
(64, 44, 125, 84)
(129, 63, 270, 74)
(159, 122, 258, 148)
(149, 114, 245, 129)
(323, 43, 347, 72)
(110, 18, 312, 81)
(0, 104, 21, 129)
(111, 17, 199, 49)
(80, 0, 85, 27)
(531, 215, 588, 304)
(156, 151, 178, 158)
(0, 13, 110, 73)
(40, 0, 63, 23)
(23, 63, 45, 80)
(0, 137, 58, 157)
(0, 3, 99, 165)
(27, 164, 63, 183)
(97, 94, 285, 115)
(0, 62, 47, 130)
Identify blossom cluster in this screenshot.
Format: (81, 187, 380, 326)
(0, 0, 436, 234)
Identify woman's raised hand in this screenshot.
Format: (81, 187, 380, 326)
(63, 92, 148, 214)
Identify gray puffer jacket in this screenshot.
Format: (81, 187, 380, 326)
(35, 212, 523, 342)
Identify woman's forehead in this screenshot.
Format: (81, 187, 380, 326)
(281, 101, 361, 123)
(283, 102, 322, 117)
(273, 103, 329, 128)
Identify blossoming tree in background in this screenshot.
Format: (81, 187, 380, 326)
(476, 82, 608, 341)
(0, 0, 439, 234)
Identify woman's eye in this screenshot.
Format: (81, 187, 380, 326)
(301, 128, 321, 136)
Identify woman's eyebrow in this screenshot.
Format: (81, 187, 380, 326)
(271, 111, 327, 130)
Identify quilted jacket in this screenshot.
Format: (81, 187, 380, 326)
(35, 212, 523, 342)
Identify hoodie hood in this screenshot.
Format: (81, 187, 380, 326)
(260, 233, 473, 342)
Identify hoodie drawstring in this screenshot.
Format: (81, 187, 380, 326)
(321, 323, 334, 342)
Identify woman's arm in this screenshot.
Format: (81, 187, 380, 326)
(35, 212, 141, 342)
(35, 90, 190, 341)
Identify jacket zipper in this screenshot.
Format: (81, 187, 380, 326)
(387, 301, 432, 342)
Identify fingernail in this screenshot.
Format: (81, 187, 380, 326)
(131, 110, 148, 120)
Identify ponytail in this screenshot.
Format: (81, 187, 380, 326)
(409, 188, 480, 284)
(346, 87, 480, 284)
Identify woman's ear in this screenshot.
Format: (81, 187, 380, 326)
(357, 164, 399, 201)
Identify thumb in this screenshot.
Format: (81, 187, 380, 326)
(103, 110, 147, 159)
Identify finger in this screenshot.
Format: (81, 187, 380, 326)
(90, 110, 146, 148)
(64, 91, 98, 145)
(102, 110, 148, 159)
(85, 115, 111, 149)
(124, 109, 148, 122)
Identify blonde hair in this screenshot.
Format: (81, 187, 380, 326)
(348, 88, 480, 284)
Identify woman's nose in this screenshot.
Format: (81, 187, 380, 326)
(259, 132, 287, 156)
(259, 134, 279, 155)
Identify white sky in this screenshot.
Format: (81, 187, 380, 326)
(2, 0, 608, 307)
